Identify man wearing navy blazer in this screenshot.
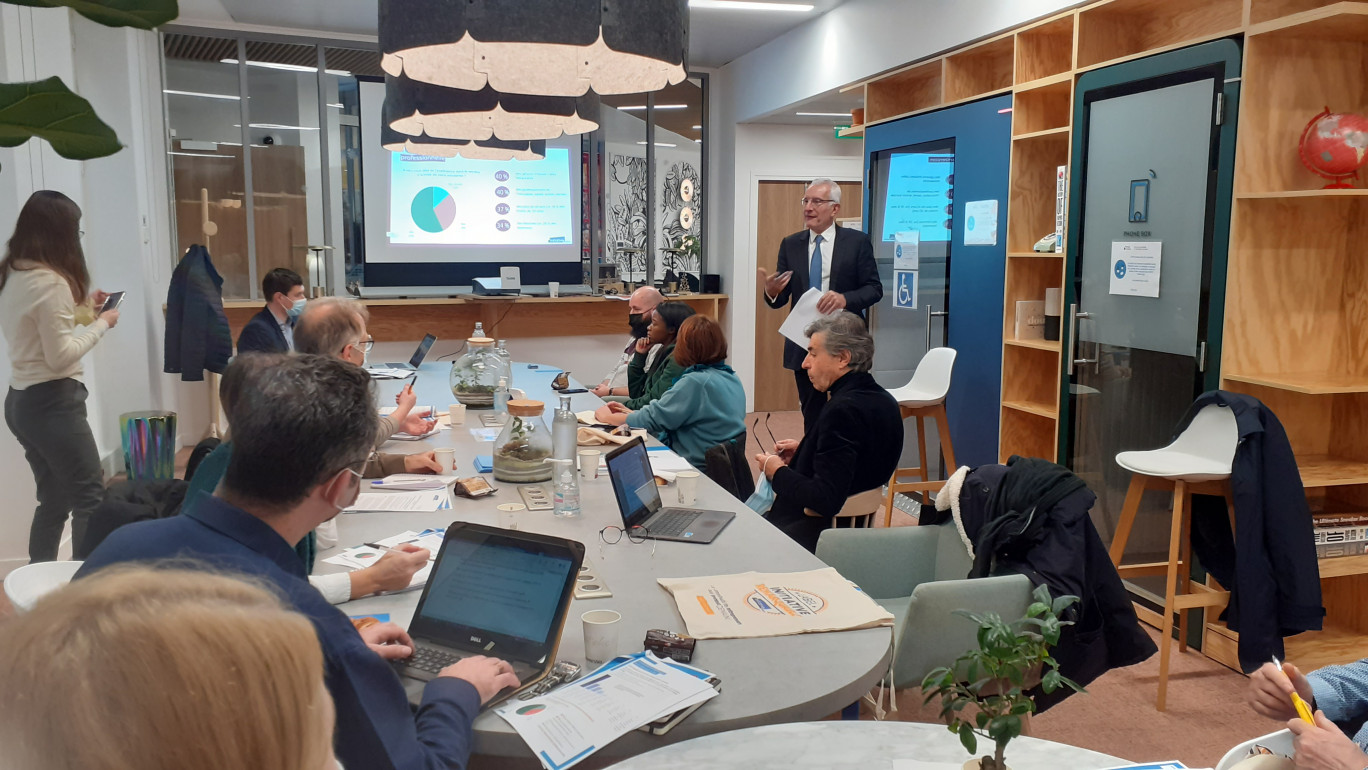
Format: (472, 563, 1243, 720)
(761, 178, 882, 429)
(236, 267, 305, 354)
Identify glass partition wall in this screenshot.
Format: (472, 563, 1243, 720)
(163, 31, 706, 298)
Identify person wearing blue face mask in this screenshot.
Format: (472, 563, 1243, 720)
(237, 267, 305, 354)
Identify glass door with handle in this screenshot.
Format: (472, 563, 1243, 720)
(1061, 42, 1239, 574)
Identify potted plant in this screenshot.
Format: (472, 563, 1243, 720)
(921, 585, 1085, 770)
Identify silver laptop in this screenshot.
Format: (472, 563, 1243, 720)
(378, 333, 436, 371)
(396, 522, 584, 708)
(605, 438, 735, 544)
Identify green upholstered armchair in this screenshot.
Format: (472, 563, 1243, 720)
(816, 522, 1034, 689)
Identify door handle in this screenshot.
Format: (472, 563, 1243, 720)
(925, 305, 948, 350)
(1067, 305, 1095, 375)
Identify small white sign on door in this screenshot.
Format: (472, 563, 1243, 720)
(893, 231, 920, 271)
(1109, 241, 1162, 298)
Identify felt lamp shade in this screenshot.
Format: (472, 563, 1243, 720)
(385, 74, 599, 142)
(380, 122, 547, 160)
(379, 0, 688, 97)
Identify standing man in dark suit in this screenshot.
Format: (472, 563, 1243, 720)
(759, 178, 882, 429)
(236, 267, 305, 354)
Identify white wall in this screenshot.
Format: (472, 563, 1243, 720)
(727, 0, 1080, 123)
(0, 6, 177, 574)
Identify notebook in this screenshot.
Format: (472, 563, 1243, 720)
(395, 522, 584, 708)
(604, 437, 735, 544)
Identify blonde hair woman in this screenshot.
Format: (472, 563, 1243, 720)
(0, 566, 336, 770)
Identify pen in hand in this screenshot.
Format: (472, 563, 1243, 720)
(1273, 655, 1315, 723)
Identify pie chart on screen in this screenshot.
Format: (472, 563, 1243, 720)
(411, 186, 457, 233)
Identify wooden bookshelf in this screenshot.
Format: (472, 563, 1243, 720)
(840, 0, 1368, 671)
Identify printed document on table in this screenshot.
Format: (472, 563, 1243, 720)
(495, 653, 718, 770)
(778, 288, 840, 347)
(345, 491, 446, 513)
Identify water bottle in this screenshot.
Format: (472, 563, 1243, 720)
(553, 468, 580, 518)
(473, 321, 485, 339)
(495, 339, 514, 387)
(494, 376, 510, 423)
(552, 395, 577, 462)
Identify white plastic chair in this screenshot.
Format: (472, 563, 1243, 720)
(1215, 729, 1293, 770)
(883, 347, 958, 527)
(1110, 403, 1239, 712)
(4, 561, 82, 613)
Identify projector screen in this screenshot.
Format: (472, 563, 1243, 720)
(358, 79, 583, 286)
(880, 151, 955, 243)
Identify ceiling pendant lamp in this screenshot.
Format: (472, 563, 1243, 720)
(379, 0, 688, 97)
(385, 74, 599, 142)
(380, 123, 547, 161)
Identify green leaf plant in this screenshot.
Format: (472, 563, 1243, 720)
(0, 0, 179, 172)
(921, 585, 1086, 770)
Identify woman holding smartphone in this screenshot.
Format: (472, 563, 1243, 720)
(0, 191, 119, 562)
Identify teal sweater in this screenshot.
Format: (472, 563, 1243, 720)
(625, 364, 746, 470)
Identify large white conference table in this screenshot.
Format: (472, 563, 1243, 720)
(326, 361, 893, 766)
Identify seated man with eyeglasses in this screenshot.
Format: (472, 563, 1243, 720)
(79, 353, 520, 770)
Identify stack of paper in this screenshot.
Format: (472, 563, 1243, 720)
(320, 528, 446, 593)
(495, 652, 718, 770)
(345, 490, 449, 512)
(367, 367, 411, 380)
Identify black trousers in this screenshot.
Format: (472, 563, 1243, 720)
(5, 379, 105, 562)
(793, 368, 825, 434)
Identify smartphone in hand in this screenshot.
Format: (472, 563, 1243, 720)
(101, 291, 125, 314)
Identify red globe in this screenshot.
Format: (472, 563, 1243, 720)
(1299, 108, 1368, 188)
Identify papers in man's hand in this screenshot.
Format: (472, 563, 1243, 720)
(389, 427, 441, 441)
(345, 490, 448, 512)
(496, 652, 718, 770)
(320, 528, 446, 593)
(371, 474, 455, 491)
(778, 287, 841, 347)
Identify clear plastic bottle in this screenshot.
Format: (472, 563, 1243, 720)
(473, 321, 485, 339)
(495, 339, 514, 388)
(551, 465, 580, 518)
(493, 376, 510, 424)
(552, 394, 577, 463)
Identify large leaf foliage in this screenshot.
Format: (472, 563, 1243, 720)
(3, 0, 177, 30)
(0, 77, 121, 160)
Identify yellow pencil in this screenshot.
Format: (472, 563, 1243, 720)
(1273, 656, 1315, 724)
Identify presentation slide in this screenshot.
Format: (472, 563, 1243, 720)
(388, 149, 574, 246)
(880, 152, 955, 243)
(358, 79, 582, 273)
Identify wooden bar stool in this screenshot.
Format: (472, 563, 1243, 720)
(1110, 403, 1239, 711)
(806, 487, 886, 529)
(883, 347, 957, 527)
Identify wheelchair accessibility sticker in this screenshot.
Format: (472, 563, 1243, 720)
(894, 270, 918, 310)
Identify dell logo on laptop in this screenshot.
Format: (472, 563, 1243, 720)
(469, 635, 482, 644)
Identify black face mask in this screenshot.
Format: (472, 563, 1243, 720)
(629, 313, 650, 338)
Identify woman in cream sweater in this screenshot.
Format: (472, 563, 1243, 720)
(0, 191, 119, 562)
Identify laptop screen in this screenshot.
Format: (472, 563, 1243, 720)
(409, 525, 580, 661)
(606, 438, 662, 528)
(409, 334, 437, 367)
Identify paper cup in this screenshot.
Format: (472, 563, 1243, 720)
(434, 447, 455, 475)
(498, 509, 519, 531)
(448, 404, 466, 426)
(548, 281, 560, 298)
(582, 609, 621, 666)
(676, 470, 700, 506)
(577, 449, 601, 481)
(510, 388, 526, 400)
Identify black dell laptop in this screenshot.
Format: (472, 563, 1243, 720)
(396, 522, 584, 708)
(604, 437, 735, 544)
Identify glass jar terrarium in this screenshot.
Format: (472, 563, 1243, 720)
(494, 399, 553, 483)
(450, 337, 509, 408)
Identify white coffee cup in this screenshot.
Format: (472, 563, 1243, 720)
(448, 403, 466, 426)
(548, 281, 560, 298)
(577, 449, 601, 481)
(434, 447, 455, 475)
(498, 509, 520, 531)
(676, 470, 700, 506)
(510, 387, 527, 400)
(582, 609, 621, 666)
